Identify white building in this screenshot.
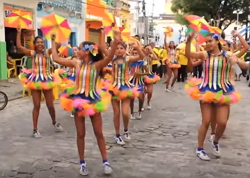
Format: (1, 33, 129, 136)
(129, 0, 140, 36)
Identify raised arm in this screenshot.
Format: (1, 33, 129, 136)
(129, 44, 145, 63)
(51, 34, 75, 68)
(164, 33, 169, 52)
(96, 30, 121, 70)
(185, 32, 206, 65)
(98, 28, 109, 57)
(16, 27, 31, 56)
(232, 31, 249, 58)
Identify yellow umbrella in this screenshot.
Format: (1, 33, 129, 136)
(120, 28, 130, 42)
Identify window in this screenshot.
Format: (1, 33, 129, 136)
(69, 32, 76, 47)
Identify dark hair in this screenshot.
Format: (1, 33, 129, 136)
(221, 31, 225, 40)
(80, 41, 105, 77)
(117, 41, 127, 49)
(80, 41, 104, 62)
(33, 36, 44, 44)
(206, 33, 222, 51)
(169, 41, 176, 49)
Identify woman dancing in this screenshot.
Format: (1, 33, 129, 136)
(143, 45, 160, 110)
(51, 32, 120, 175)
(130, 48, 149, 120)
(17, 27, 63, 138)
(185, 31, 248, 161)
(111, 41, 144, 145)
(164, 33, 180, 92)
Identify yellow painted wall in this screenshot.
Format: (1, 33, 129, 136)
(120, 10, 130, 29)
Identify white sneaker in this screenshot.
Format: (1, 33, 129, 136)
(130, 114, 136, 120)
(146, 104, 151, 110)
(54, 123, 63, 132)
(115, 135, 125, 145)
(79, 163, 89, 176)
(165, 88, 171, 92)
(212, 141, 221, 157)
(70, 113, 74, 118)
(136, 112, 142, 120)
(196, 148, 210, 161)
(103, 162, 112, 175)
(141, 107, 144, 112)
(170, 86, 174, 91)
(33, 130, 42, 138)
(209, 134, 215, 142)
(124, 131, 131, 141)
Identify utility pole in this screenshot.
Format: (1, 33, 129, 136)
(142, 0, 147, 44)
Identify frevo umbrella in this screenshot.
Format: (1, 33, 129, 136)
(40, 14, 71, 43)
(6, 10, 32, 29)
(58, 43, 74, 57)
(120, 28, 131, 42)
(164, 27, 173, 37)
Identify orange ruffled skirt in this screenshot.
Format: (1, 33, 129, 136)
(185, 78, 241, 104)
(19, 68, 61, 90)
(144, 73, 160, 84)
(166, 60, 181, 69)
(109, 84, 139, 100)
(60, 78, 112, 116)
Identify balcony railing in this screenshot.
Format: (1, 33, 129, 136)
(39, 0, 82, 13)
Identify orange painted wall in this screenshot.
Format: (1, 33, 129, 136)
(87, 0, 107, 17)
(86, 0, 107, 43)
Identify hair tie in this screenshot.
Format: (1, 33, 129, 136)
(82, 44, 99, 56)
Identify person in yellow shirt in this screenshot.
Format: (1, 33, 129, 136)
(150, 42, 160, 74)
(176, 48, 188, 82)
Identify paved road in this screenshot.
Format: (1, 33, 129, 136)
(0, 80, 250, 178)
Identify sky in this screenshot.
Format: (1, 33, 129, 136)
(145, 0, 165, 16)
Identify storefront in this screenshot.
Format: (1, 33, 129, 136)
(0, 1, 38, 79)
(36, 1, 84, 48)
(86, 0, 108, 44)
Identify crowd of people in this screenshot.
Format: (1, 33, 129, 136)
(16, 23, 249, 176)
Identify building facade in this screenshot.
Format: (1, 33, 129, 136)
(116, 0, 131, 29)
(153, 0, 185, 46)
(37, 0, 85, 48)
(129, 0, 140, 36)
(0, 0, 39, 79)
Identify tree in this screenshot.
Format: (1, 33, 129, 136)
(171, 0, 250, 31)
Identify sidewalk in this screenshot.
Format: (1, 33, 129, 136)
(0, 78, 23, 101)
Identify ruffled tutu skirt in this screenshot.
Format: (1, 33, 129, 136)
(109, 84, 139, 100)
(19, 68, 61, 90)
(60, 84, 111, 117)
(166, 60, 181, 69)
(55, 69, 76, 90)
(185, 78, 241, 104)
(144, 73, 160, 84)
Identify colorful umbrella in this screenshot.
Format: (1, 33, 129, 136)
(211, 26, 222, 35)
(103, 13, 115, 27)
(164, 27, 174, 37)
(185, 15, 202, 22)
(58, 43, 74, 57)
(185, 15, 212, 33)
(120, 28, 130, 42)
(40, 14, 71, 43)
(6, 10, 32, 29)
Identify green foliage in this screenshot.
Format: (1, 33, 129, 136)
(171, 0, 250, 30)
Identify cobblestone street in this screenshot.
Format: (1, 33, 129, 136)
(0, 81, 250, 178)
